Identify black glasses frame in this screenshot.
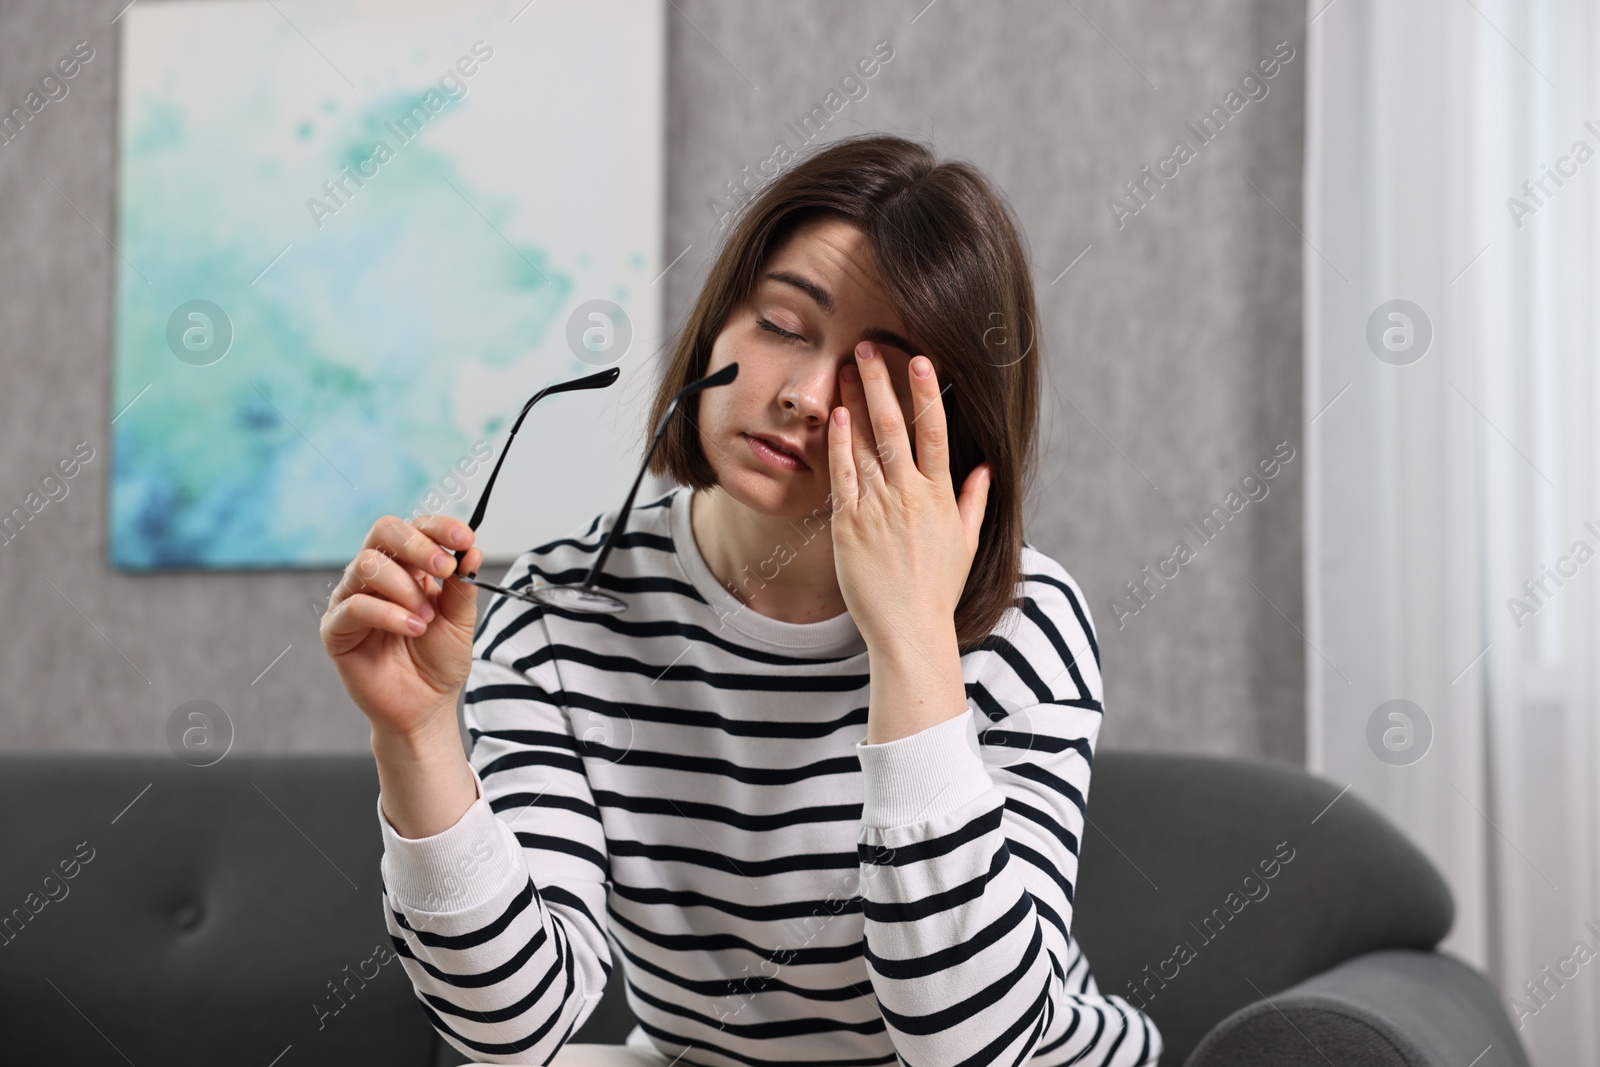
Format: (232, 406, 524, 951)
(455, 361, 739, 613)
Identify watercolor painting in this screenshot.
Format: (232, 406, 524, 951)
(109, 0, 663, 568)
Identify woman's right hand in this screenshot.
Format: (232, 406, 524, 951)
(320, 514, 485, 739)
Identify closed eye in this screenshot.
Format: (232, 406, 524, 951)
(756, 316, 803, 342)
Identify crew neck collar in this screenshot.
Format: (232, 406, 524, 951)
(669, 486, 866, 656)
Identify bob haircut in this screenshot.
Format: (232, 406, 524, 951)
(646, 133, 1042, 653)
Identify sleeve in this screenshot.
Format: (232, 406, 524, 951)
(852, 559, 1162, 1067)
(375, 555, 613, 1064)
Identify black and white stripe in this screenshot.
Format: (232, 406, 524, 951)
(376, 486, 1161, 1066)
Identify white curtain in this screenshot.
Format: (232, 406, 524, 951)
(1305, 0, 1600, 1063)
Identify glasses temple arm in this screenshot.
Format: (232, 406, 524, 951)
(580, 362, 738, 588)
(454, 367, 619, 570)
(578, 403, 675, 586)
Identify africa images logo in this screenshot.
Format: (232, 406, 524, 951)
(305, 41, 495, 230)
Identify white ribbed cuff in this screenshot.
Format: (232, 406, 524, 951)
(377, 763, 521, 913)
(855, 710, 995, 830)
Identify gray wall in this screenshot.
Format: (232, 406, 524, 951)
(0, 0, 1305, 763)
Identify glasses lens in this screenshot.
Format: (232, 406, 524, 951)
(463, 574, 626, 614)
(459, 575, 542, 606)
(534, 585, 628, 614)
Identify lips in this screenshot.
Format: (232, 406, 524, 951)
(745, 433, 809, 468)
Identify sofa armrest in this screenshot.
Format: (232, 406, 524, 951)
(1184, 949, 1530, 1067)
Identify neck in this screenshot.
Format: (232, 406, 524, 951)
(690, 486, 849, 625)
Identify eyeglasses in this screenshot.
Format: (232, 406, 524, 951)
(454, 361, 740, 613)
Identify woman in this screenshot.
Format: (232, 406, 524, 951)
(321, 134, 1162, 1066)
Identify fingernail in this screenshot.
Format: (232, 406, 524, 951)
(858, 342, 877, 359)
(405, 615, 426, 634)
(450, 527, 471, 547)
(841, 363, 859, 383)
(912, 357, 931, 378)
(431, 551, 453, 574)
(419, 601, 436, 622)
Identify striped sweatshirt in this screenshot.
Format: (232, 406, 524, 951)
(376, 485, 1162, 1066)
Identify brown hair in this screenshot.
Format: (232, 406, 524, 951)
(647, 133, 1042, 652)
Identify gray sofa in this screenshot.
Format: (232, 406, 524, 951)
(0, 750, 1530, 1065)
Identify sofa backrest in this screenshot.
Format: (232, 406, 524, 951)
(1073, 751, 1454, 1064)
(0, 753, 437, 1067)
(0, 750, 1453, 1066)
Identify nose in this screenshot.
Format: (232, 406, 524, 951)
(780, 359, 849, 424)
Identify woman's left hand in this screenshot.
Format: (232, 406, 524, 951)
(827, 341, 992, 653)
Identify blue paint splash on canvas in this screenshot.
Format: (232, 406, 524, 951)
(110, 33, 578, 569)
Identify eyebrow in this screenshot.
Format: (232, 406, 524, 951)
(762, 270, 919, 356)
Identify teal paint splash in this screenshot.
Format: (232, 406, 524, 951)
(110, 64, 578, 570)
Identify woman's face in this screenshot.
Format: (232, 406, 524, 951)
(697, 217, 924, 518)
